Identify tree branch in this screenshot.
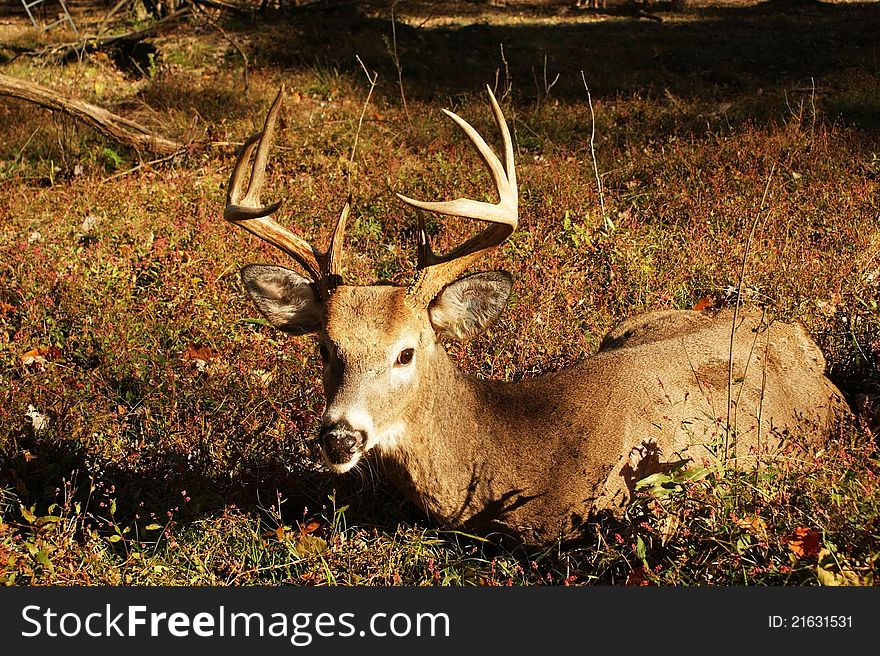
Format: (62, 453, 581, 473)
(0, 72, 182, 156)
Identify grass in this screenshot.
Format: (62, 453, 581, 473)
(0, 0, 878, 586)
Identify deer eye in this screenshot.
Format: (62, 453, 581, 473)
(396, 348, 415, 366)
(319, 344, 330, 362)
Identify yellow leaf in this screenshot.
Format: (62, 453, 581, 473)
(735, 515, 768, 542)
(817, 548, 862, 586)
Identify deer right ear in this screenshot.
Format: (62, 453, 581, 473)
(241, 264, 323, 335)
(429, 271, 513, 341)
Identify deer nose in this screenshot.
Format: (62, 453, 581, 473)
(319, 421, 366, 465)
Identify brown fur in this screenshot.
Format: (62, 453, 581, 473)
(296, 283, 848, 545)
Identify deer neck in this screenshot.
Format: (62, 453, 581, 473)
(376, 345, 529, 528)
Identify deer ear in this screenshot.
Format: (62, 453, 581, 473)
(241, 265, 323, 335)
(429, 271, 512, 341)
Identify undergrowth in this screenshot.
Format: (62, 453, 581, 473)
(0, 1, 877, 585)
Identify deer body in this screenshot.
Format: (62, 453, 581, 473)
(225, 88, 848, 546)
(327, 293, 843, 544)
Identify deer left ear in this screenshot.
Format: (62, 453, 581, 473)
(428, 271, 512, 341)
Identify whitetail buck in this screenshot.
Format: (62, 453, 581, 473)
(224, 87, 849, 545)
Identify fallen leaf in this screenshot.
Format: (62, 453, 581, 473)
(182, 344, 218, 372)
(784, 527, 821, 559)
(0, 302, 15, 315)
(183, 344, 217, 362)
(735, 515, 768, 542)
(79, 213, 102, 235)
(692, 296, 718, 312)
(20, 346, 62, 367)
(625, 566, 652, 586)
(660, 514, 679, 546)
(25, 405, 50, 434)
(298, 519, 327, 537)
(817, 548, 862, 586)
(251, 368, 274, 387)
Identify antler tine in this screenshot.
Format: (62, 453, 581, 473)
(325, 195, 351, 286)
(224, 86, 328, 286)
(397, 86, 518, 304)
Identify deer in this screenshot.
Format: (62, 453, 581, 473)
(223, 86, 849, 546)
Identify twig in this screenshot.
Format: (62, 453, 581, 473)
(496, 43, 511, 102)
(389, 1, 411, 130)
(755, 315, 771, 481)
(14, 127, 40, 164)
(543, 53, 560, 99)
(581, 71, 606, 224)
(350, 56, 378, 194)
(809, 76, 817, 132)
(22, 7, 192, 61)
(98, 0, 133, 37)
(101, 150, 181, 183)
(725, 162, 777, 462)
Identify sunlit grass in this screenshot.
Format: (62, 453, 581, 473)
(0, 2, 877, 586)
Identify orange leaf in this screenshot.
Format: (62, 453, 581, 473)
(692, 297, 717, 312)
(298, 519, 326, 537)
(261, 527, 286, 542)
(182, 344, 217, 362)
(785, 527, 821, 558)
(20, 346, 61, 367)
(0, 302, 15, 315)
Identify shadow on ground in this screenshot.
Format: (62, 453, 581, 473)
(210, 1, 880, 115)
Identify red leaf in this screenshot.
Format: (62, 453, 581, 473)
(784, 527, 821, 559)
(625, 566, 653, 586)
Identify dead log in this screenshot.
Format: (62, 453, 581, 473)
(0, 72, 182, 156)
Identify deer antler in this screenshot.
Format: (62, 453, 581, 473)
(224, 86, 348, 298)
(398, 86, 518, 306)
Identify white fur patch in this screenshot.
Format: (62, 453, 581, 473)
(325, 454, 362, 474)
(374, 421, 407, 455)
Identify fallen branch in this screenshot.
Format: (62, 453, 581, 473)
(635, 10, 663, 22)
(23, 7, 192, 61)
(0, 72, 182, 156)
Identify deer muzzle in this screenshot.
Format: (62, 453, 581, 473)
(319, 421, 366, 466)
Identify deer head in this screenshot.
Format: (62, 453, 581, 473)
(225, 87, 518, 474)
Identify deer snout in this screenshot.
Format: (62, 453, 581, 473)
(319, 421, 366, 466)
